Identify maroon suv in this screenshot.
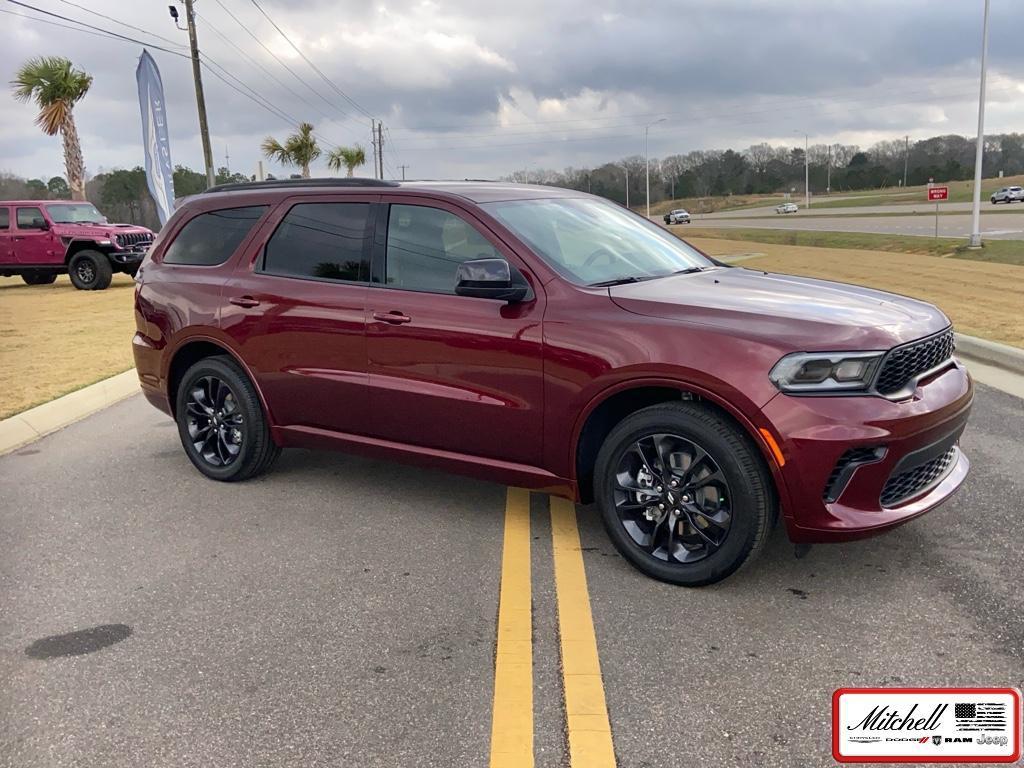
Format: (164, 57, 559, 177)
(0, 200, 153, 289)
(132, 179, 972, 585)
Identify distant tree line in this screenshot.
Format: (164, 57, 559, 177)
(506, 132, 1024, 207)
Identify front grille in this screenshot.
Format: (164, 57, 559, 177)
(875, 328, 955, 396)
(823, 446, 885, 502)
(116, 232, 153, 248)
(880, 447, 957, 507)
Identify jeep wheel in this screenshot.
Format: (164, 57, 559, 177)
(175, 356, 280, 482)
(68, 250, 113, 290)
(22, 272, 57, 285)
(594, 402, 774, 586)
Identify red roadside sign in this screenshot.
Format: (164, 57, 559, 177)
(928, 186, 949, 201)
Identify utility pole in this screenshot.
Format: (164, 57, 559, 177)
(804, 133, 810, 209)
(225, 145, 230, 175)
(826, 144, 831, 194)
(370, 121, 378, 180)
(377, 122, 384, 179)
(968, 0, 990, 249)
(398, 164, 410, 180)
(644, 118, 666, 218)
(179, 0, 215, 188)
(902, 135, 909, 188)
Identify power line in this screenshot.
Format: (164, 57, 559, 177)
(207, 0, 356, 126)
(5, 0, 190, 56)
(53, 0, 189, 49)
(195, 9, 348, 148)
(246, 0, 375, 122)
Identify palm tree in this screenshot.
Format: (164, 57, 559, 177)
(261, 122, 320, 178)
(11, 57, 93, 200)
(327, 145, 367, 177)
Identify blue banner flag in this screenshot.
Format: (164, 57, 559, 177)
(136, 50, 175, 226)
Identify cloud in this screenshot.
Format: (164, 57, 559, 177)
(0, 0, 1020, 182)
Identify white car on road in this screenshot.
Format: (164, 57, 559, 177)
(990, 186, 1023, 204)
(775, 202, 799, 214)
(662, 208, 691, 224)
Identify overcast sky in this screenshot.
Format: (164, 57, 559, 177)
(1, 0, 1021, 183)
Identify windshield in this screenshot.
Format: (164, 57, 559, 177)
(482, 197, 713, 286)
(46, 203, 107, 224)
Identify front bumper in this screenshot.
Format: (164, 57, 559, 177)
(764, 359, 973, 542)
(109, 248, 148, 265)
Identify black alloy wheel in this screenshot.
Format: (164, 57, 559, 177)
(185, 375, 246, 468)
(175, 356, 280, 482)
(595, 402, 774, 586)
(612, 433, 732, 564)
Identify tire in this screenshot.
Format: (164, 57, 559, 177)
(68, 250, 113, 290)
(175, 355, 281, 482)
(594, 402, 774, 586)
(22, 272, 57, 285)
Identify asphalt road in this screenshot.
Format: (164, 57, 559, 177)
(2, 383, 1022, 767)
(683, 201, 1024, 240)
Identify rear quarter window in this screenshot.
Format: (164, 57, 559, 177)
(0, 208, 8, 230)
(162, 206, 267, 266)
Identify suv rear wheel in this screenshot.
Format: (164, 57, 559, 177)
(22, 272, 57, 285)
(68, 250, 113, 291)
(594, 402, 773, 586)
(175, 356, 281, 482)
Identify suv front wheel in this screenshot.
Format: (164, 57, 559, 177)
(68, 250, 113, 290)
(594, 402, 774, 586)
(175, 356, 281, 482)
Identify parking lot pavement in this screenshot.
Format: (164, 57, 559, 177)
(1, 384, 1021, 766)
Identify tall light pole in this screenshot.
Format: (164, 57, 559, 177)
(645, 117, 667, 218)
(803, 132, 810, 209)
(969, 0, 991, 249)
(618, 163, 629, 208)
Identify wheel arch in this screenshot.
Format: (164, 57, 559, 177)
(571, 378, 786, 507)
(165, 337, 274, 424)
(64, 239, 111, 263)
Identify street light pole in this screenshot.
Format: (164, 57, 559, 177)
(644, 118, 666, 218)
(623, 165, 629, 208)
(968, 0, 990, 248)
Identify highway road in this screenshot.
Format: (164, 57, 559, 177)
(2, 383, 1022, 767)
(681, 200, 1024, 240)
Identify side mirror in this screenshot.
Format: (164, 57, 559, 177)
(31, 217, 49, 230)
(455, 258, 530, 302)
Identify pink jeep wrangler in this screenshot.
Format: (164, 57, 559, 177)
(0, 200, 154, 290)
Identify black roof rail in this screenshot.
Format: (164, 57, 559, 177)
(202, 177, 401, 194)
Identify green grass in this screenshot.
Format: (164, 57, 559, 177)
(811, 174, 1024, 208)
(680, 227, 1024, 266)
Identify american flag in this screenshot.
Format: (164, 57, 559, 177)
(954, 702, 1007, 731)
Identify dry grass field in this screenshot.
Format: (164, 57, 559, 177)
(0, 236, 1021, 419)
(687, 237, 1024, 348)
(0, 274, 136, 419)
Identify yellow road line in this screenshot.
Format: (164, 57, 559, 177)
(489, 487, 533, 768)
(550, 497, 617, 768)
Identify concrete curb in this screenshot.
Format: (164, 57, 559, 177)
(0, 370, 139, 456)
(956, 334, 1024, 376)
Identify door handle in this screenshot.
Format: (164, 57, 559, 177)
(229, 295, 260, 308)
(372, 310, 412, 325)
(13, 236, 24, 241)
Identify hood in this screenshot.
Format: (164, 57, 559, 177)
(609, 267, 949, 351)
(54, 222, 153, 238)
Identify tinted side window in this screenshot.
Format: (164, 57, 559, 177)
(262, 203, 370, 283)
(163, 206, 267, 266)
(0, 208, 8, 230)
(385, 204, 500, 294)
(16, 207, 44, 229)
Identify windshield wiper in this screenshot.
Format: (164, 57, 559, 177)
(588, 276, 651, 287)
(672, 266, 707, 275)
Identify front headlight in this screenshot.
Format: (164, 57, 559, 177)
(769, 351, 883, 394)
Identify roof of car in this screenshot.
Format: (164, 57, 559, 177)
(198, 177, 589, 204)
(0, 199, 78, 206)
